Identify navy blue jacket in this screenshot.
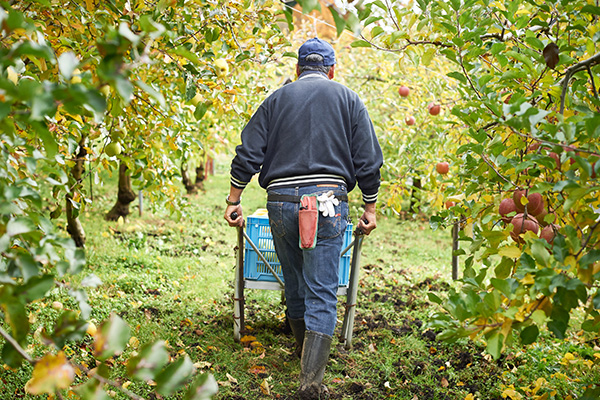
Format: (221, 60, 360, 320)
(230, 71, 383, 203)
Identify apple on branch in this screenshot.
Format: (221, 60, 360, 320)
(398, 85, 410, 97)
(428, 102, 441, 116)
(436, 162, 449, 174)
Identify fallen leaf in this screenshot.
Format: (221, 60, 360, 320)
(441, 377, 449, 388)
(240, 335, 257, 345)
(248, 365, 267, 375)
(260, 379, 270, 395)
(226, 373, 238, 384)
(25, 352, 75, 394)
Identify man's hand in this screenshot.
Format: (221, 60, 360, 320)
(357, 203, 377, 235)
(224, 205, 244, 227)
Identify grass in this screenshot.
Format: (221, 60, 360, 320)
(1, 167, 599, 399)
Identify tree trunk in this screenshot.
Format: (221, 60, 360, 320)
(194, 163, 205, 191)
(410, 177, 422, 213)
(66, 138, 87, 247)
(105, 161, 137, 221)
(181, 164, 198, 195)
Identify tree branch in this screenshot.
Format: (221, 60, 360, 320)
(559, 52, 600, 114)
(587, 65, 600, 106)
(0, 326, 34, 364)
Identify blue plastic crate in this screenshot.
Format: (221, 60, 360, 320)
(244, 213, 352, 287)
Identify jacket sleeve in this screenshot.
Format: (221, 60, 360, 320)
(352, 104, 383, 204)
(230, 104, 269, 189)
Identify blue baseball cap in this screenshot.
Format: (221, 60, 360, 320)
(298, 37, 336, 66)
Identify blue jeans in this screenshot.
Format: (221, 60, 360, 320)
(267, 185, 349, 336)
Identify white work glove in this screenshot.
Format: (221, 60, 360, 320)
(317, 191, 339, 218)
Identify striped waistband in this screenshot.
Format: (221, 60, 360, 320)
(266, 174, 347, 191)
(267, 193, 348, 203)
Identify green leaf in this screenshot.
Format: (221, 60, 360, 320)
(581, 5, 600, 15)
(563, 187, 590, 212)
(185, 373, 219, 400)
(494, 257, 514, 279)
(427, 292, 443, 304)
(6, 217, 36, 236)
(297, 0, 320, 13)
(156, 355, 196, 396)
(115, 77, 133, 103)
(351, 40, 372, 48)
(328, 6, 346, 37)
(18, 275, 54, 302)
(548, 305, 569, 339)
(94, 314, 131, 360)
(32, 121, 58, 158)
(422, 47, 436, 66)
(44, 310, 87, 349)
(69, 288, 91, 320)
(531, 241, 550, 267)
(372, 0, 387, 11)
(520, 324, 539, 345)
(194, 102, 209, 121)
(76, 379, 111, 400)
(371, 26, 384, 38)
(127, 341, 169, 381)
(118, 22, 140, 44)
(135, 80, 165, 109)
(16, 253, 39, 282)
(172, 47, 201, 64)
(491, 278, 516, 299)
(14, 41, 54, 60)
(486, 331, 504, 359)
(58, 51, 79, 80)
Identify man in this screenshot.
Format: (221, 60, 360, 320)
(224, 37, 383, 399)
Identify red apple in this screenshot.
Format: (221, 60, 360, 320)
(398, 85, 410, 97)
(527, 192, 545, 216)
(499, 198, 517, 223)
(510, 213, 539, 243)
(535, 208, 557, 227)
(445, 200, 456, 209)
(549, 152, 561, 170)
(436, 162, 449, 175)
(405, 115, 416, 126)
(527, 142, 541, 152)
(540, 224, 559, 244)
(428, 102, 441, 116)
(513, 189, 527, 213)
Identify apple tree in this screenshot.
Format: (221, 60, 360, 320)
(1, 0, 289, 398)
(292, 0, 600, 371)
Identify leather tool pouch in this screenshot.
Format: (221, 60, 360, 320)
(299, 194, 318, 249)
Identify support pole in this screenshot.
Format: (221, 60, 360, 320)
(452, 222, 459, 280)
(233, 226, 245, 341)
(138, 190, 143, 217)
(341, 231, 364, 349)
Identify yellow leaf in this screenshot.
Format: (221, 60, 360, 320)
(502, 386, 523, 399)
(128, 336, 139, 349)
(260, 379, 270, 395)
(25, 352, 75, 394)
(521, 273, 535, 285)
(499, 245, 522, 259)
(464, 394, 475, 400)
(240, 335, 257, 344)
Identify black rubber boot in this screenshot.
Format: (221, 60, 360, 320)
(288, 316, 305, 358)
(297, 330, 332, 400)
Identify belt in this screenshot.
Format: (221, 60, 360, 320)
(267, 193, 348, 203)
